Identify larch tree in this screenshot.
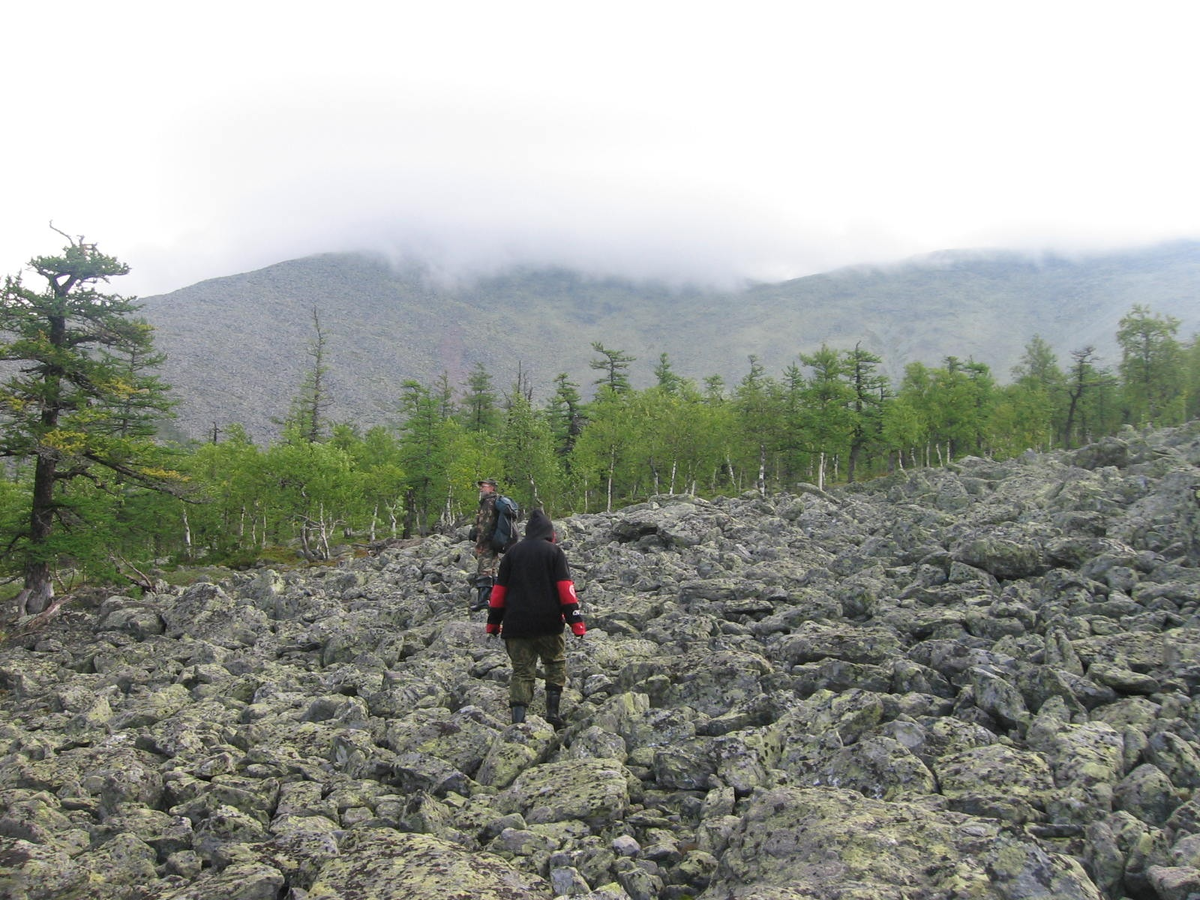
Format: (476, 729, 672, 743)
(733, 356, 783, 495)
(1010, 335, 1066, 451)
(841, 343, 889, 483)
(397, 379, 454, 535)
(653, 352, 685, 394)
(497, 388, 559, 511)
(459, 362, 500, 434)
(0, 231, 177, 614)
(547, 373, 585, 459)
(1063, 346, 1115, 448)
(589, 342, 635, 397)
(1116, 304, 1185, 426)
(797, 345, 854, 490)
(1186, 335, 1200, 421)
(286, 306, 332, 443)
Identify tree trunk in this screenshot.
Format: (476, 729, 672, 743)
(403, 488, 417, 539)
(182, 509, 193, 560)
(17, 561, 54, 617)
(22, 451, 58, 614)
(606, 450, 616, 513)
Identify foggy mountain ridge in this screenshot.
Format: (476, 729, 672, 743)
(137, 241, 1200, 443)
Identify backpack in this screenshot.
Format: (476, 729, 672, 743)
(491, 495, 520, 552)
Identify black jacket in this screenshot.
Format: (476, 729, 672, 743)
(487, 509, 583, 638)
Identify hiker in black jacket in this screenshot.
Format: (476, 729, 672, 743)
(485, 508, 586, 727)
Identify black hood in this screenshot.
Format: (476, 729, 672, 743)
(525, 508, 555, 542)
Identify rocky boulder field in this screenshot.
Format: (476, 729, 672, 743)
(4, 425, 1200, 899)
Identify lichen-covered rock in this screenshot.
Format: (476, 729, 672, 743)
(935, 743, 1055, 824)
(159, 860, 287, 900)
(0, 837, 91, 900)
(1113, 763, 1183, 827)
(499, 757, 635, 829)
(475, 720, 558, 789)
(703, 786, 1101, 899)
(952, 533, 1046, 579)
(384, 705, 502, 776)
(306, 828, 553, 898)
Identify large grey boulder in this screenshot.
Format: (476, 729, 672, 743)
(701, 786, 1102, 899)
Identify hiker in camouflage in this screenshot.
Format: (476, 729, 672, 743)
(469, 478, 500, 611)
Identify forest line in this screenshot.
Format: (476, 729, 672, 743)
(2, 236, 1197, 605)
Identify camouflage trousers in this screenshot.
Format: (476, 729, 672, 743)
(475, 549, 499, 581)
(504, 634, 567, 707)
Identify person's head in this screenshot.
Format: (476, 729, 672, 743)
(526, 508, 555, 542)
(477, 478, 498, 496)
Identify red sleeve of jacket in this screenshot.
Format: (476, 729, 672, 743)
(556, 580, 577, 606)
(490, 583, 508, 607)
(558, 580, 586, 636)
(485, 584, 507, 634)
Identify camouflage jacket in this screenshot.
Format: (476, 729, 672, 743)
(474, 493, 498, 553)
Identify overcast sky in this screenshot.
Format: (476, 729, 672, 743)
(5, 1, 1200, 297)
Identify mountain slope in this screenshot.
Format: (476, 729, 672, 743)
(139, 242, 1200, 441)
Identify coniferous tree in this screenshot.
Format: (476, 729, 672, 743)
(881, 392, 925, 471)
(570, 388, 636, 511)
(498, 389, 560, 511)
(891, 362, 937, 466)
(988, 383, 1054, 457)
(1117, 304, 1185, 426)
(397, 380, 452, 535)
(547, 373, 585, 459)
(962, 360, 997, 455)
(779, 363, 809, 483)
(841, 343, 889, 482)
(1185, 335, 1200, 421)
(589, 342, 635, 397)
(1012, 335, 1065, 394)
(1009, 335, 1066, 451)
(1063, 347, 1116, 447)
(0, 232, 178, 612)
(434, 372, 456, 420)
(459, 362, 500, 434)
(654, 352, 685, 395)
(798, 345, 855, 489)
(283, 306, 332, 443)
(733, 356, 784, 495)
(703, 375, 726, 402)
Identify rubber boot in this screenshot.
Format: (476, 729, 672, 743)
(511, 704, 526, 724)
(545, 687, 565, 730)
(471, 575, 492, 612)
